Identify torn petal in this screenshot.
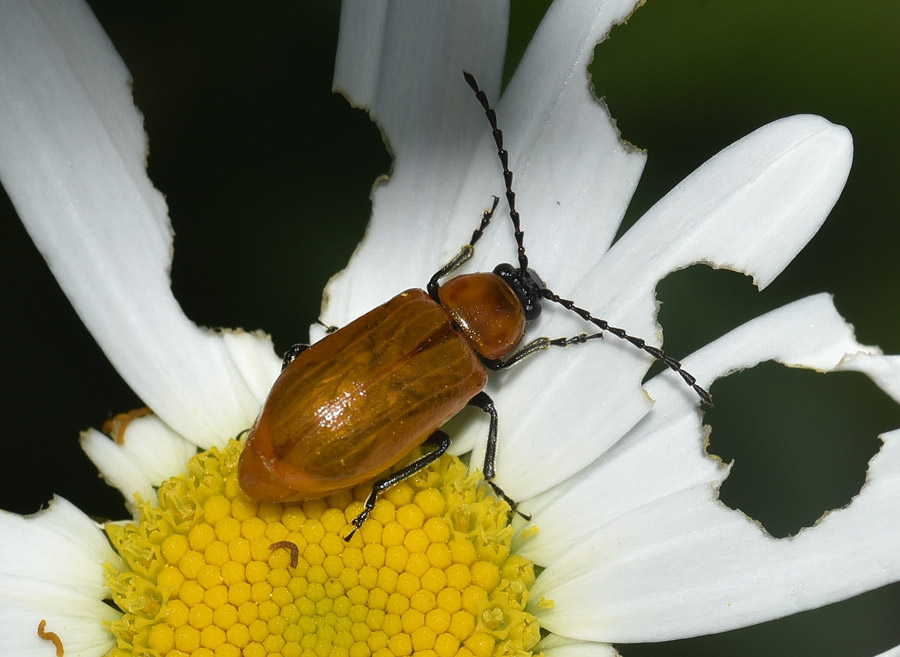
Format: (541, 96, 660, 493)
(81, 414, 198, 515)
(533, 430, 900, 642)
(0, 1, 279, 447)
(530, 296, 897, 642)
(326, 1, 509, 327)
(495, 0, 647, 292)
(538, 634, 619, 657)
(0, 497, 121, 657)
(462, 117, 853, 500)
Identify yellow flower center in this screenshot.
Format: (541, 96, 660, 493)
(102, 440, 541, 657)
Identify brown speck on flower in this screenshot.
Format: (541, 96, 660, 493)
(268, 540, 300, 568)
(102, 407, 151, 444)
(37, 620, 64, 657)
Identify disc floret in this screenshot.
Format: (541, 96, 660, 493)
(102, 440, 541, 657)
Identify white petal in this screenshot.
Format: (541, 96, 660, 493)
(0, 496, 121, 589)
(494, 0, 647, 292)
(104, 414, 200, 484)
(325, 0, 510, 331)
(221, 329, 283, 407)
(596, 115, 853, 297)
(536, 432, 900, 643)
(516, 293, 869, 560)
(80, 414, 198, 515)
(81, 428, 154, 516)
(874, 645, 900, 657)
(0, 497, 121, 656)
(839, 353, 900, 404)
(576, 116, 851, 363)
(3, 581, 119, 657)
(324, 0, 646, 334)
(0, 0, 280, 447)
(326, 1, 656, 495)
(539, 634, 619, 657)
(511, 377, 726, 562)
(531, 296, 897, 643)
(475, 116, 851, 502)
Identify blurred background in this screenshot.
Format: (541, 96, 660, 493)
(1, 2, 898, 655)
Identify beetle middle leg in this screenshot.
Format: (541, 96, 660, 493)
(468, 392, 531, 521)
(344, 431, 452, 542)
(483, 333, 604, 371)
(315, 318, 339, 334)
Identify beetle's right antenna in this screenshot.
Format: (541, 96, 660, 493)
(463, 71, 528, 272)
(539, 289, 713, 405)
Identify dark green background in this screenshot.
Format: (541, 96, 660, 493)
(2, 2, 898, 656)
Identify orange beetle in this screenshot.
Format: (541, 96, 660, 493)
(239, 73, 711, 538)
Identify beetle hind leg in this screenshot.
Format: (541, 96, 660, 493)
(344, 431, 452, 542)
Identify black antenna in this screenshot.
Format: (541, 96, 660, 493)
(464, 71, 528, 272)
(463, 71, 713, 406)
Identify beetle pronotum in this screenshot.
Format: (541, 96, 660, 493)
(238, 72, 711, 540)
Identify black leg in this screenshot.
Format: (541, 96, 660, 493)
(484, 338, 552, 371)
(344, 431, 452, 541)
(484, 333, 608, 371)
(281, 343, 310, 370)
(315, 319, 339, 335)
(427, 196, 499, 301)
(467, 392, 530, 520)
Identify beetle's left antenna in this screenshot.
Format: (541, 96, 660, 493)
(463, 71, 713, 406)
(463, 71, 528, 273)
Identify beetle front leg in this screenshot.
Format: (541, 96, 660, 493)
(467, 392, 531, 520)
(427, 196, 500, 301)
(344, 431, 452, 542)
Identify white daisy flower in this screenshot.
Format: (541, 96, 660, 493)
(1, 2, 898, 657)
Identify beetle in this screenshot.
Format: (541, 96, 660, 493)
(239, 72, 712, 539)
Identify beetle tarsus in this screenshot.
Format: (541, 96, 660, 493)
(344, 492, 377, 542)
(468, 195, 499, 246)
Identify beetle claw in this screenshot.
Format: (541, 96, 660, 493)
(343, 509, 370, 542)
(488, 481, 530, 521)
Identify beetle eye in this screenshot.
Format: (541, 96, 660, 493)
(525, 267, 546, 290)
(493, 263, 543, 321)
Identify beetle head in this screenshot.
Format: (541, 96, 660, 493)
(493, 263, 544, 321)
